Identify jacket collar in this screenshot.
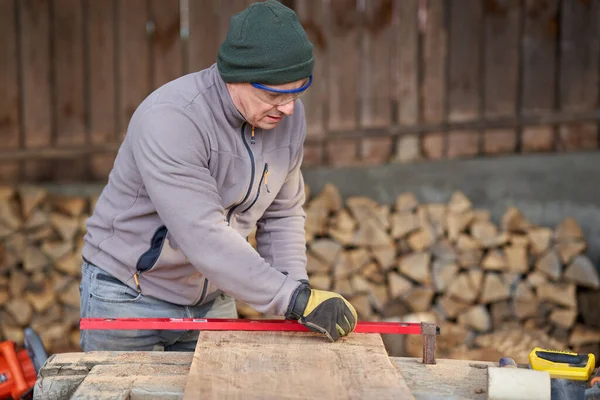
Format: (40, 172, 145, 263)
(211, 64, 247, 129)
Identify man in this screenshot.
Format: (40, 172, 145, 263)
(80, 0, 357, 352)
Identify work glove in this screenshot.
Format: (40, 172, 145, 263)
(285, 283, 358, 341)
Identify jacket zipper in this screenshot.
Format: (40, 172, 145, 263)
(241, 163, 269, 213)
(226, 122, 256, 225)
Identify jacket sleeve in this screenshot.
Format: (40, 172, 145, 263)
(255, 111, 309, 283)
(130, 104, 301, 316)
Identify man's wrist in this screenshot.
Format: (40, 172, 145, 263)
(285, 282, 311, 320)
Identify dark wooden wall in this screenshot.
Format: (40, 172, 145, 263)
(0, 0, 598, 183)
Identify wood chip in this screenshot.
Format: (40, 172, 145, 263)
(23, 245, 49, 273)
(370, 244, 396, 271)
(563, 255, 599, 289)
(480, 273, 511, 303)
(360, 262, 385, 284)
(447, 273, 477, 303)
(510, 234, 530, 247)
(448, 191, 472, 214)
(390, 212, 419, 239)
(569, 324, 600, 347)
(504, 245, 529, 274)
(458, 305, 491, 332)
(5, 297, 33, 326)
(388, 272, 413, 299)
(501, 207, 529, 233)
(309, 274, 331, 291)
(432, 261, 459, 293)
(52, 195, 88, 217)
(329, 209, 356, 233)
(446, 211, 473, 242)
(332, 278, 353, 298)
(549, 308, 578, 330)
(57, 252, 83, 276)
(403, 287, 435, 313)
(528, 228, 553, 255)
(406, 226, 436, 251)
(18, 185, 47, 219)
(50, 213, 80, 242)
(430, 240, 457, 262)
(555, 241, 586, 264)
(482, 249, 507, 271)
(349, 295, 372, 319)
(457, 249, 484, 269)
(353, 218, 393, 247)
(537, 282, 577, 308)
(436, 295, 470, 319)
(41, 240, 73, 262)
(395, 192, 418, 212)
(554, 217, 584, 242)
(535, 250, 562, 281)
(309, 239, 341, 265)
(306, 252, 330, 274)
(398, 252, 431, 285)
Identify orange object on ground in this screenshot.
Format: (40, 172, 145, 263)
(0, 328, 48, 400)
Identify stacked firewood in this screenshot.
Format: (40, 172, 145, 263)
(242, 184, 600, 360)
(0, 186, 94, 353)
(0, 183, 599, 359)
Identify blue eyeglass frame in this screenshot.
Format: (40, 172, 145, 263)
(251, 75, 313, 93)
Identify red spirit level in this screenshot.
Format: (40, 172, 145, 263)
(79, 318, 440, 364)
(80, 318, 434, 334)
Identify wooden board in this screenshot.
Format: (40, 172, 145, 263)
(421, 0, 447, 124)
(295, 0, 327, 137)
(521, 0, 558, 115)
(187, 0, 219, 72)
(558, 0, 599, 113)
(150, 0, 182, 89)
(87, 0, 117, 180)
(327, 0, 359, 132)
(117, 0, 150, 139)
(448, 0, 482, 122)
(358, 0, 392, 129)
(182, 331, 414, 399)
(393, 0, 419, 126)
(52, 0, 86, 182)
(484, 0, 520, 119)
(521, 0, 559, 151)
(0, 0, 20, 181)
(36, 352, 495, 400)
(19, 0, 54, 181)
(392, 358, 493, 400)
(557, 0, 600, 151)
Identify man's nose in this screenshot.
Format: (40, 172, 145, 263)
(277, 100, 295, 116)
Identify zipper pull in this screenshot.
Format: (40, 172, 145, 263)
(133, 271, 142, 293)
(251, 126, 255, 144)
(265, 163, 270, 193)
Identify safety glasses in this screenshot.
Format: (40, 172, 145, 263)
(251, 75, 312, 106)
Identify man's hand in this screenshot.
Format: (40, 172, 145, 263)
(286, 283, 358, 341)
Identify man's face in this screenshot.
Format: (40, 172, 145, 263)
(227, 78, 310, 130)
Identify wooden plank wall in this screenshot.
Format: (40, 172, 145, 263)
(0, 0, 598, 183)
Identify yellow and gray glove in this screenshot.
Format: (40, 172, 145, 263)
(285, 283, 358, 341)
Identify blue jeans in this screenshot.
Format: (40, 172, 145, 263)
(79, 260, 238, 352)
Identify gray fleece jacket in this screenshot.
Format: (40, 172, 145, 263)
(82, 64, 308, 316)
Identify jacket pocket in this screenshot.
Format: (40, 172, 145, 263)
(134, 225, 213, 303)
(136, 225, 169, 272)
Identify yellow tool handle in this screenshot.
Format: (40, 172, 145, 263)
(529, 347, 595, 381)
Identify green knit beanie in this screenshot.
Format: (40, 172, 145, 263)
(217, 0, 314, 85)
